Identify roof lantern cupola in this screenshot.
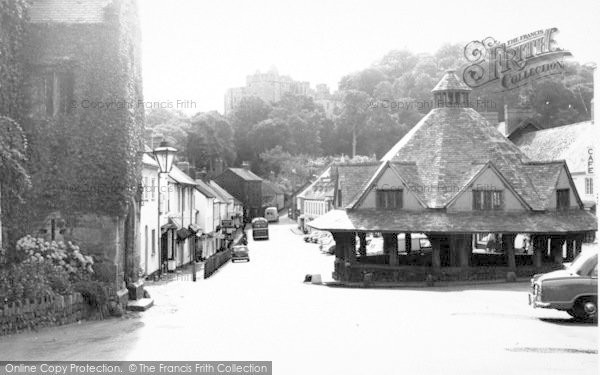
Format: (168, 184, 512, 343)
(432, 70, 472, 108)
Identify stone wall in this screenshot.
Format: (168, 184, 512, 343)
(0, 294, 88, 336)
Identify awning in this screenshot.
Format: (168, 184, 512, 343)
(177, 228, 191, 241)
(308, 209, 598, 234)
(161, 217, 182, 232)
(188, 224, 203, 233)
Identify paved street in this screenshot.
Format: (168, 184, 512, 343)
(0, 219, 597, 375)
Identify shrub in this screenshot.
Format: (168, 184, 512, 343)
(73, 280, 110, 317)
(16, 236, 94, 281)
(91, 262, 117, 283)
(0, 262, 71, 303)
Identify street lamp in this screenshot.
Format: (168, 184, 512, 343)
(153, 141, 177, 276)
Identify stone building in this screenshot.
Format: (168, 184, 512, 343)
(309, 70, 597, 283)
(5, 0, 145, 291)
(224, 67, 310, 115)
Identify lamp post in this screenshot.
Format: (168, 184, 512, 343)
(153, 141, 177, 277)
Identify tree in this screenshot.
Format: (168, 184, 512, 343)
(146, 108, 191, 152)
(336, 90, 371, 157)
(375, 49, 419, 80)
(229, 97, 272, 164)
(186, 111, 236, 176)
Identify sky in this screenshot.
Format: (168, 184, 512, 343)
(139, 0, 600, 114)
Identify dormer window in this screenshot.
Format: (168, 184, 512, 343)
(376, 189, 403, 209)
(473, 190, 504, 210)
(556, 189, 570, 210)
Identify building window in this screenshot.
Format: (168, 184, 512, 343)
(376, 190, 403, 209)
(556, 189, 570, 210)
(151, 178, 156, 200)
(30, 70, 74, 117)
(585, 178, 594, 195)
(143, 177, 149, 200)
(473, 190, 504, 210)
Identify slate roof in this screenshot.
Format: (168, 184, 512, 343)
(336, 163, 382, 207)
(29, 0, 113, 24)
(310, 71, 596, 234)
(513, 121, 594, 173)
(377, 105, 561, 210)
(209, 181, 235, 201)
(194, 179, 217, 199)
(168, 166, 198, 186)
(298, 167, 335, 201)
(228, 168, 263, 181)
(431, 70, 472, 92)
(308, 209, 597, 234)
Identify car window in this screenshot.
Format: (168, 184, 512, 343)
(570, 252, 597, 275)
(592, 264, 598, 278)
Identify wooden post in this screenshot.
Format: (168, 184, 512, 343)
(458, 234, 471, 268)
(332, 232, 345, 261)
(575, 235, 584, 258)
(566, 238, 575, 261)
(431, 235, 441, 270)
(550, 236, 564, 265)
(405, 233, 412, 254)
(358, 232, 367, 259)
(532, 235, 543, 268)
(347, 233, 357, 264)
(504, 233, 516, 270)
(383, 233, 398, 266)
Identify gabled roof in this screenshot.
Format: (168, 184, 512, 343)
(29, 0, 113, 24)
(513, 121, 594, 173)
(297, 167, 335, 201)
(194, 179, 217, 199)
(431, 70, 472, 92)
(209, 181, 238, 203)
(376, 106, 551, 209)
(168, 166, 198, 186)
(336, 162, 381, 207)
(228, 168, 263, 181)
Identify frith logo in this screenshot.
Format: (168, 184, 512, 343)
(463, 28, 572, 92)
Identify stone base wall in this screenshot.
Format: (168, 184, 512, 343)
(334, 259, 561, 283)
(0, 294, 88, 336)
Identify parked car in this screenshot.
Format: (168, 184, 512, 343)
(231, 245, 250, 262)
(529, 250, 597, 321)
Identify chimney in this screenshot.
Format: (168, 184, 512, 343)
(241, 161, 250, 170)
(176, 161, 190, 175)
(151, 135, 164, 150)
(195, 168, 208, 182)
(188, 166, 197, 180)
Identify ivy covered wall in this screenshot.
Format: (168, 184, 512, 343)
(3, 0, 145, 276)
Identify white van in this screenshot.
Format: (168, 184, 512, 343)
(264, 207, 279, 222)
